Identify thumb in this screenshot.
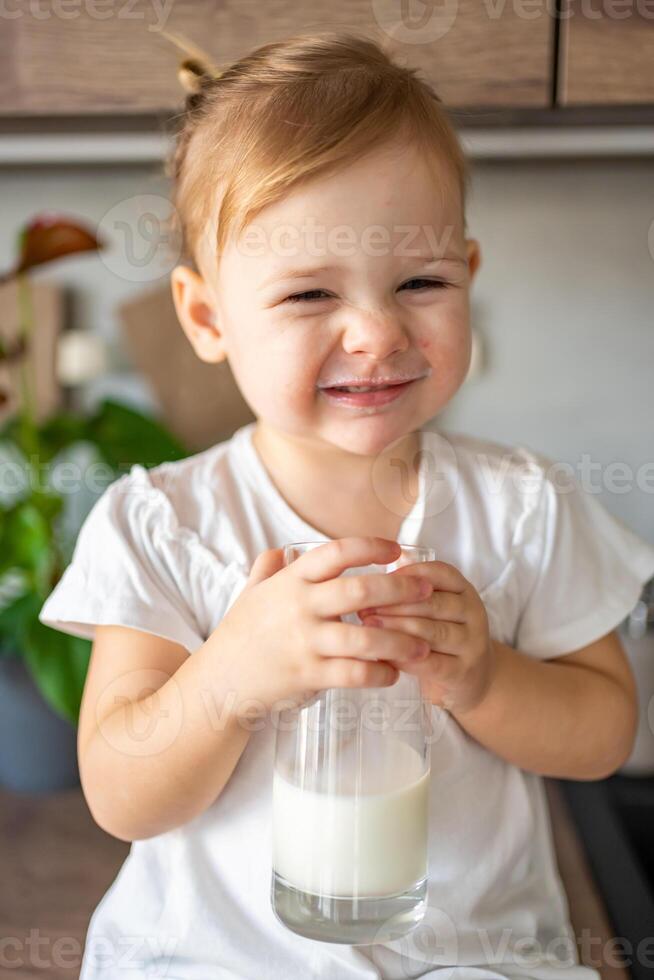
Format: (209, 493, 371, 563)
(246, 547, 286, 588)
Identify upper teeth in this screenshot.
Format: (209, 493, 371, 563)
(340, 384, 390, 392)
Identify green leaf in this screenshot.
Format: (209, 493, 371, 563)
(87, 399, 188, 471)
(0, 415, 20, 443)
(22, 618, 91, 723)
(0, 572, 89, 723)
(29, 487, 64, 523)
(0, 500, 52, 581)
(0, 391, 187, 724)
(35, 411, 90, 462)
(0, 416, 32, 458)
(0, 589, 40, 655)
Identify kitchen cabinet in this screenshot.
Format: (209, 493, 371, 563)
(0, 0, 552, 118)
(2, 1, 654, 137)
(558, 0, 654, 105)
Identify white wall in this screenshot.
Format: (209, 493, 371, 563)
(445, 157, 654, 543)
(1, 156, 652, 543)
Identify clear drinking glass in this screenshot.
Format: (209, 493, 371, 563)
(270, 542, 435, 945)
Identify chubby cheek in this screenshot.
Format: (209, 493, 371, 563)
(419, 307, 472, 402)
(229, 328, 324, 424)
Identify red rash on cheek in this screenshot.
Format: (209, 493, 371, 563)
(417, 337, 431, 350)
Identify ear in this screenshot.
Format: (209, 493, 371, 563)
(170, 264, 227, 364)
(465, 238, 482, 284)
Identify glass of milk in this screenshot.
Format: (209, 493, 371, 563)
(271, 542, 434, 945)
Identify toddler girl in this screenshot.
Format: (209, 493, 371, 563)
(40, 30, 654, 980)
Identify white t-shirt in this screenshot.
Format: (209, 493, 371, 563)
(39, 420, 654, 980)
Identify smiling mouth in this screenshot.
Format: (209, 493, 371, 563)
(318, 378, 421, 408)
(328, 383, 404, 392)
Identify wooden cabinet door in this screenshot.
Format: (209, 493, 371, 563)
(558, 0, 654, 105)
(0, 0, 553, 117)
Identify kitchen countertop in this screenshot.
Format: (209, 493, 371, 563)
(0, 785, 128, 979)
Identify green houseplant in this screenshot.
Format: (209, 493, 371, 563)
(0, 214, 188, 791)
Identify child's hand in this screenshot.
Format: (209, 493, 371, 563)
(212, 537, 435, 717)
(357, 560, 496, 714)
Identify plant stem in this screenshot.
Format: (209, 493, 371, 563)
(16, 273, 40, 469)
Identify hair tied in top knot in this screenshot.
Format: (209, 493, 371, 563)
(177, 58, 217, 97)
(159, 29, 222, 96)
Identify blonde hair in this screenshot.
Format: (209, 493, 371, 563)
(164, 30, 470, 275)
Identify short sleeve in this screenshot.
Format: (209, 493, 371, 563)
(39, 465, 211, 653)
(513, 456, 654, 659)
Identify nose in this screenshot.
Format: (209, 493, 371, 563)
(340, 307, 410, 359)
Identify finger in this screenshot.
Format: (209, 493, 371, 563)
(317, 657, 399, 690)
(246, 548, 285, 587)
(360, 615, 467, 656)
(286, 536, 401, 583)
(388, 650, 460, 684)
(357, 590, 467, 623)
(389, 560, 467, 594)
(310, 570, 433, 619)
(312, 620, 431, 663)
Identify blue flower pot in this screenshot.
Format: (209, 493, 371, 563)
(0, 652, 80, 793)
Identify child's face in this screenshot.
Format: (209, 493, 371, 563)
(172, 137, 481, 457)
